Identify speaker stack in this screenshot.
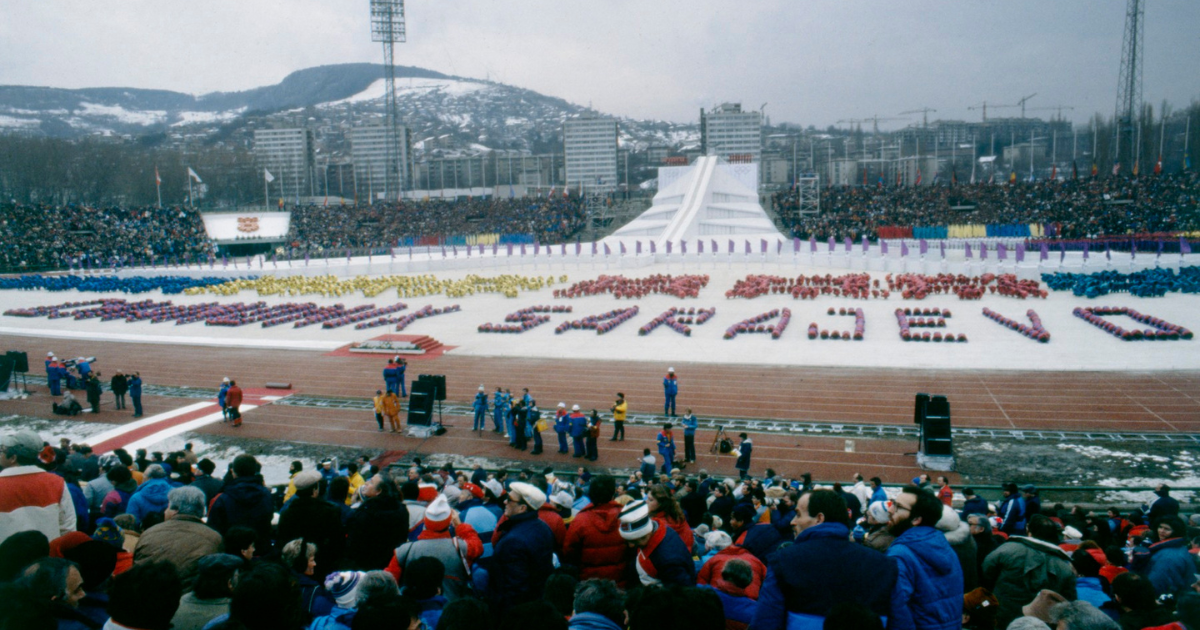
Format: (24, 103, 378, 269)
(913, 392, 954, 471)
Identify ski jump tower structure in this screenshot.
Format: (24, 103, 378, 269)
(604, 156, 783, 250)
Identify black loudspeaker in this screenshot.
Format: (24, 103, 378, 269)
(407, 380, 437, 426)
(418, 374, 447, 401)
(0, 356, 12, 392)
(913, 392, 930, 425)
(921, 395, 952, 456)
(6, 351, 29, 373)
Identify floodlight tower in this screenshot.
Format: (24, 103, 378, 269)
(1112, 0, 1144, 172)
(371, 0, 406, 200)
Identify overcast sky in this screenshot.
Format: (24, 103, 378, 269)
(3, 1, 1198, 129)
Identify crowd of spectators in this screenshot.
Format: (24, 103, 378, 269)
(775, 174, 1200, 242)
(0, 203, 212, 273)
(2, 428, 1198, 630)
(287, 197, 589, 252)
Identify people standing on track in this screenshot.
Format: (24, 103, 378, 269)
(383, 358, 399, 395)
(382, 389, 401, 433)
(512, 400, 528, 451)
(569, 405, 587, 458)
(110, 371, 128, 410)
(555, 403, 570, 454)
(396, 358, 408, 397)
(492, 387, 505, 433)
(610, 393, 627, 442)
(45, 353, 63, 396)
(681, 408, 698, 463)
(656, 423, 676, 474)
(585, 410, 601, 462)
(735, 433, 752, 479)
(663, 367, 678, 417)
(529, 401, 544, 455)
(504, 389, 516, 444)
(373, 390, 386, 432)
(225, 380, 244, 428)
(86, 371, 102, 414)
(218, 378, 231, 421)
(473, 385, 488, 431)
(128, 372, 143, 418)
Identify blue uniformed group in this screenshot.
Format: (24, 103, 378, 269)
(382, 357, 407, 397)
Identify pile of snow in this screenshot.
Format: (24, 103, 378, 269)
(77, 102, 166, 126)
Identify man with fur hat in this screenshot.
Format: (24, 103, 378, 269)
(620, 499, 696, 586)
(0, 429, 75, 543)
(934, 503, 978, 593)
(487, 481, 555, 613)
(386, 494, 482, 601)
(278, 469, 346, 578)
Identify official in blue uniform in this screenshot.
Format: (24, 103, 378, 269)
(656, 424, 677, 474)
(396, 358, 407, 397)
(554, 403, 570, 454)
(383, 358, 399, 395)
(473, 386, 489, 431)
(735, 433, 753, 480)
(663, 367, 678, 417)
(492, 387, 505, 432)
(681, 409, 698, 462)
(569, 405, 588, 458)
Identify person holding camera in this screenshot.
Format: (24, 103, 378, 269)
(610, 393, 627, 441)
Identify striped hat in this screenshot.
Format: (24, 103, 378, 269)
(619, 500, 654, 540)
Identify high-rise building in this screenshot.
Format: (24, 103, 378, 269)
(253, 127, 315, 202)
(700, 103, 762, 164)
(351, 124, 410, 201)
(564, 116, 618, 194)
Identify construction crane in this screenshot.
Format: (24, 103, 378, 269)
(836, 115, 908, 134)
(900, 108, 938, 128)
(1028, 105, 1075, 121)
(1015, 93, 1038, 118)
(968, 101, 1017, 122)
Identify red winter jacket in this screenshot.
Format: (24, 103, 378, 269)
(225, 386, 243, 408)
(697, 546, 767, 600)
(562, 501, 630, 587)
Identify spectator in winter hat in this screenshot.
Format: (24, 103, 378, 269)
(0, 429, 76, 543)
(487, 481, 556, 615)
(385, 494, 483, 601)
(619, 500, 695, 587)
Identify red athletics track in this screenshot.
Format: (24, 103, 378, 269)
(3, 334, 1199, 482)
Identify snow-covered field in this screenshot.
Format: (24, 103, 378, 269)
(3, 258, 1199, 371)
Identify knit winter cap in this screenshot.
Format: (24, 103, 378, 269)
(325, 571, 367, 609)
(0, 430, 43, 460)
(619, 500, 654, 540)
(461, 482, 484, 500)
(417, 483, 439, 503)
(424, 495, 453, 532)
(91, 518, 125, 549)
(508, 482, 547, 510)
(49, 532, 92, 559)
(867, 501, 890, 525)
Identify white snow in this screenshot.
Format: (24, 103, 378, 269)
(323, 77, 488, 107)
(1059, 444, 1171, 464)
(170, 109, 245, 127)
(76, 102, 166, 126)
(0, 115, 39, 128)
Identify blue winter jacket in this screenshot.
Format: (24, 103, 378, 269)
(569, 413, 588, 438)
(644, 524, 696, 586)
(568, 612, 623, 630)
(998, 495, 1025, 534)
(218, 383, 229, 407)
(126, 478, 174, 524)
(657, 432, 675, 457)
(1135, 537, 1197, 598)
(460, 498, 499, 558)
(886, 526, 963, 630)
(663, 375, 678, 395)
(960, 496, 989, 518)
(473, 392, 488, 412)
(128, 376, 142, 397)
(751, 522, 895, 630)
(308, 606, 355, 630)
(681, 414, 698, 436)
(488, 510, 556, 615)
(1075, 577, 1111, 609)
(703, 586, 757, 628)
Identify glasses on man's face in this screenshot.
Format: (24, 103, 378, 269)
(891, 502, 913, 514)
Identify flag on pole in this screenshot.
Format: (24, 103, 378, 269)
(187, 167, 202, 183)
(809, 237, 817, 253)
(794, 237, 802, 253)
(264, 169, 275, 183)
(604, 243, 612, 255)
(965, 243, 973, 259)
(980, 242, 987, 260)
(620, 242, 627, 255)
(919, 239, 928, 256)
(1155, 156, 1163, 175)
(1072, 161, 1078, 180)
(843, 237, 851, 252)
(649, 241, 656, 254)
(666, 241, 672, 254)
(548, 185, 556, 197)
(1015, 243, 1024, 262)
(592, 242, 598, 255)
(1050, 165, 1056, 180)
(155, 168, 162, 186)
(681, 240, 687, 254)
(636, 241, 642, 255)
(1082, 242, 1089, 259)
(1009, 171, 1017, 184)
(940, 241, 947, 259)
(901, 241, 909, 257)
(1039, 242, 1049, 261)
(827, 237, 835, 253)
(998, 243, 1007, 260)
(915, 169, 922, 186)
(1181, 237, 1192, 254)
(1091, 162, 1099, 177)
(520, 244, 526, 256)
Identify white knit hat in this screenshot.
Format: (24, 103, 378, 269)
(424, 494, 453, 531)
(324, 571, 366, 608)
(867, 500, 890, 525)
(619, 500, 654, 540)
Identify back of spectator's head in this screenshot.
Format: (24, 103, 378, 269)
(167, 486, 206, 519)
(0, 530, 50, 582)
(401, 480, 420, 501)
(1112, 572, 1157, 611)
(192, 554, 243, 600)
(327, 476, 351, 504)
(630, 585, 724, 630)
(107, 561, 181, 630)
(721, 559, 754, 590)
(20, 557, 81, 609)
(583, 475, 614, 505)
(434, 596, 492, 630)
(824, 602, 885, 630)
(356, 570, 399, 608)
(106, 465, 132, 485)
(1103, 546, 1127, 568)
(60, 540, 117, 592)
(1048, 600, 1119, 630)
(1027, 514, 1059, 544)
(1071, 549, 1102, 578)
(572, 579, 624, 627)
(229, 562, 302, 630)
(803, 489, 850, 527)
(223, 526, 258, 559)
(402, 556, 444, 601)
(353, 595, 419, 630)
(231, 454, 260, 479)
(497, 600, 567, 630)
(143, 464, 166, 480)
(197, 458, 216, 476)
